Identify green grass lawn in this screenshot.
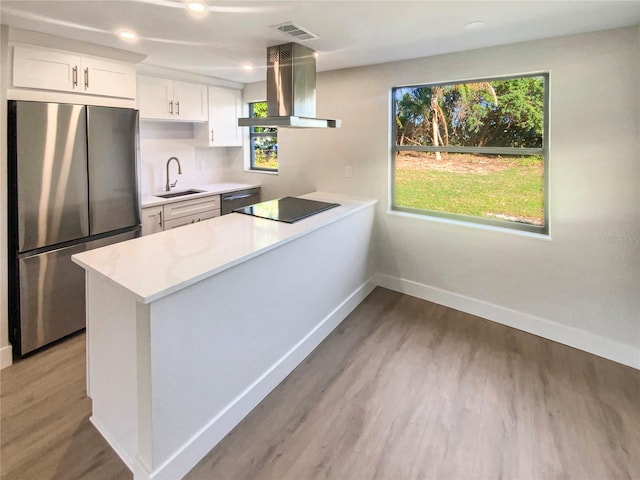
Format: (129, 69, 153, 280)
(254, 152, 278, 170)
(395, 155, 544, 225)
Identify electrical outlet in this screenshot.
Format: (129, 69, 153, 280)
(199, 160, 205, 171)
(345, 165, 353, 178)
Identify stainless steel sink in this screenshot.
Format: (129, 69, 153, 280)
(155, 189, 205, 199)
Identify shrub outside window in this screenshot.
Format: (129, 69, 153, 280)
(249, 101, 278, 172)
(392, 74, 549, 234)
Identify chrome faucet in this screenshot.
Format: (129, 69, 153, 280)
(165, 156, 182, 191)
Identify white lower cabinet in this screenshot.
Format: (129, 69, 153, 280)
(141, 195, 221, 236)
(141, 206, 164, 236)
(163, 210, 218, 230)
(162, 195, 220, 222)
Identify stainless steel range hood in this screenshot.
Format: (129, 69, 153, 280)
(238, 43, 341, 129)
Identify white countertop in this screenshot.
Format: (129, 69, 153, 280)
(141, 182, 260, 208)
(72, 192, 377, 304)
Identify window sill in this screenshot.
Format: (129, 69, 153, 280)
(387, 209, 552, 241)
(243, 168, 279, 175)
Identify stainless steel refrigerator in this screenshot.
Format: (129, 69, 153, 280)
(7, 100, 141, 357)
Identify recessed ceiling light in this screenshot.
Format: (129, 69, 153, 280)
(242, 65, 253, 72)
(464, 21, 486, 30)
(313, 52, 319, 59)
(117, 30, 138, 41)
(187, 1, 206, 12)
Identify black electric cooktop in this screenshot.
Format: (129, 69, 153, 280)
(233, 196, 340, 223)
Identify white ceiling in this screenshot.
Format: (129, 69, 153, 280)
(1, 0, 639, 84)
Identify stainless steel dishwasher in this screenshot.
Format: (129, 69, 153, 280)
(221, 188, 261, 215)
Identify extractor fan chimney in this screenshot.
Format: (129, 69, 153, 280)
(238, 42, 341, 129)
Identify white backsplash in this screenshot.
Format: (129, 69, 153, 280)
(139, 121, 232, 194)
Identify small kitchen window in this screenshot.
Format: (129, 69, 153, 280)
(249, 101, 278, 172)
(391, 73, 549, 235)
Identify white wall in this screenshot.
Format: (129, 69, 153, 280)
(229, 26, 640, 367)
(138, 122, 231, 194)
(0, 25, 12, 368)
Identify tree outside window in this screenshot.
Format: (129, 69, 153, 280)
(393, 74, 548, 234)
(250, 102, 278, 171)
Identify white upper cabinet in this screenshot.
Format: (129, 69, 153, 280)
(173, 81, 208, 121)
(137, 76, 172, 119)
(80, 56, 137, 99)
(12, 45, 136, 99)
(12, 46, 79, 93)
(194, 86, 243, 147)
(137, 75, 207, 122)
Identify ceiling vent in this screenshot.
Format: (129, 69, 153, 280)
(273, 22, 318, 41)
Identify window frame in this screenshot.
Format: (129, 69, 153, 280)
(391, 72, 550, 235)
(249, 101, 278, 172)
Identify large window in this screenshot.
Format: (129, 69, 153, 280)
(392, 74, 548, 234)
(249, 101, 278, 172)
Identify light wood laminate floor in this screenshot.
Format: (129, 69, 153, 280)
(2, 287, 639, 479)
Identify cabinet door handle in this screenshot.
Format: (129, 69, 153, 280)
(72, 66, 78, 87)
(176, 101, 180, 116)
(84, 68, 89, 88)
(169, 100, 174, 115)
(210, 129, 214, 142)
(158, 211, 163, 227)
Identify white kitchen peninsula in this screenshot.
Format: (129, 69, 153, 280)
(72, 192, 376, 480)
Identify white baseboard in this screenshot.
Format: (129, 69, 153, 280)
(90, 416, 149, 480)
(376, 273, 640, 370)
(0, 345, 13, 370)
(147, 279, 377, 480)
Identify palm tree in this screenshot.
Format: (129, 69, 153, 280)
(430, 82, 498, 160)
(396, 89, 430, 146)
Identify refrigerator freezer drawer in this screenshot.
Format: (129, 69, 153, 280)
(15, 229, 140, 356)
(18, 242, 88, 355)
